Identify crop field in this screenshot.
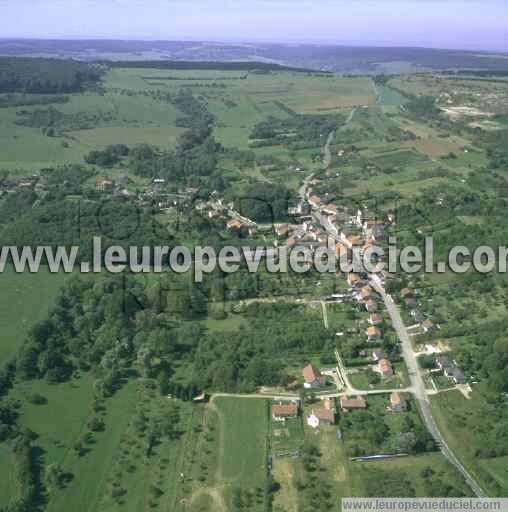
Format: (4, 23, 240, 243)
(0, 265, 69, 366)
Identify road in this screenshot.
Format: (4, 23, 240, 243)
(323, 130, 335, 171)
(370, 275, 486, 497)
(307, 127, 487, 497)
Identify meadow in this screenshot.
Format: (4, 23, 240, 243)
(0, 264, 69, 366)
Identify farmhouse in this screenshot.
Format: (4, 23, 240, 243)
(272, 403, 298, 422)
(390, 392, 407, 413)
(302, 364, 325, 389)
(307, 408, 335, 428)
(366, 326, 381, 342)
(378, 358, 394, 377)
(369, 313, 383, 326)
(340, 396, 367, 411)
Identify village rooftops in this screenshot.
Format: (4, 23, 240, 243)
(366, 326, 381, 338)
(378, 358, 394, 376)
(340, 396, 367, 410)
(312, 408, 335, 423)
(390, 392, 407, 412)
(272, 403, 298, 419)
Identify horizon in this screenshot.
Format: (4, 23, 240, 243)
(1, 0, 507, 52)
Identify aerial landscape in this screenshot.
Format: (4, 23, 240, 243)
(1, 1, 508, 511)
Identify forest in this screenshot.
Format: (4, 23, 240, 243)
(0, 57, 102, 93)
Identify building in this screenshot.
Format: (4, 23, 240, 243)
(360, 286, 373, 301)
(372, 350, 387, 362)
(378, 358, 394, 377)
(347, 273, 362, 288)
(340, 396, 367, 411)
(96, 178, 115, 192)
(369, 313, 383, 326)
(366, 326, 381, 342)
(271, 403, 298, 422)
(307, 408, 335, 428)
(302, 364, 325, 389)
(275, 224, 291, 237)
(421, 319, 435, 333)
(390, 392, 407, 413)
(365, 299, 378, 313)
(308, 195, 322, 208)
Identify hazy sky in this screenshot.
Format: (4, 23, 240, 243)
(1, 0, 507, 51)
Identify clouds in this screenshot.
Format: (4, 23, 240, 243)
(0, 0, 506, 51)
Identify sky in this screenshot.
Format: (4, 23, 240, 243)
(1, 0, 507, 51)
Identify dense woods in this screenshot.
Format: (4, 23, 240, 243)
(0, 57, 102, 93)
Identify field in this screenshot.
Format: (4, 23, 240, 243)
(430, 391, 508, 496)
(0, 265, 69, 366)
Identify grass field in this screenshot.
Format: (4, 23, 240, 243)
(430, 390, 508, 496)
(0, 265, 68, 366)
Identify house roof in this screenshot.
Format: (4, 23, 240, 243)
(370, 313, 382, 323)
(302, 364, 321, 384)
(311, 408, 335, 423)
(340, 396, 367, 409)
(422, 319, 434, 330)
(227, 218, 243, 230)
(378, 358, 393, 374)
(390, 392, 405, 407)
(366, 326, 381, 337)
(272, 403, 298, 417)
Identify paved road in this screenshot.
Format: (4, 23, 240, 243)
(307, 130, 486, 495)
(370, 275, 486, 497)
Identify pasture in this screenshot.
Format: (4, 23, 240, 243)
(0, 265, 68, 366)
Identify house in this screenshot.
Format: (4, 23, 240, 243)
(448, 367, 466, 385)
(369, 313, 383, 326)
(360, 286, 373, 301)
(436, 355, 452, 372)
(340, 396, 367, 411)
(363, 219, 385, 241)
(302, 364, 325, 389)
(411, 309, 425, 323)
(365, 299, 377, 313)
(272, 403, 298, 422)
(421, 319, 435, 333)
(390, 392, 407, 413)
(347, 273, 362, 288)
(96, 178, 115, 192)
(307, 408, 335, 428)
(372, 350, 387, 362)
(322, 204, 338, 215)
(378, 358, 394, 377)
(308, 195, 322, 207)
(226, 218, 257, 237)
(275, 224, 291, 237)
(366, 326, 381, 342)
(226, 218, 244, 231)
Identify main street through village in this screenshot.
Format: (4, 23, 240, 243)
(304, 128, 487, 497)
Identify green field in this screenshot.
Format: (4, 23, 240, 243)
(0, 265, 68, 365)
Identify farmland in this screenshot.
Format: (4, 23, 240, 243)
(2, 52, 508, 511)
